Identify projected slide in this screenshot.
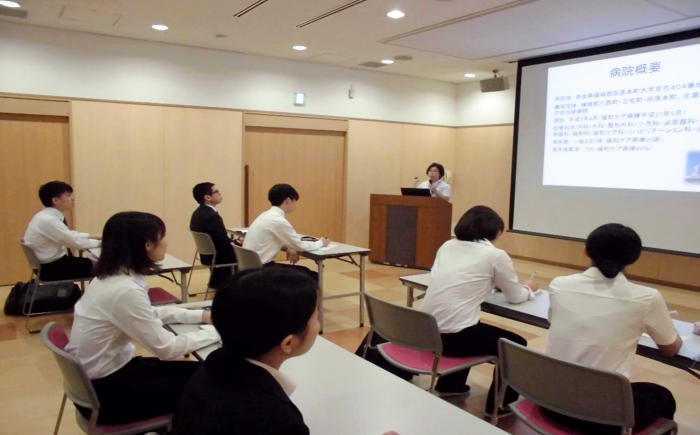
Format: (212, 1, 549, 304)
(543, 43, 700, 192)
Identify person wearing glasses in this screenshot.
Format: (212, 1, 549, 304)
(190, 182, 237, 289)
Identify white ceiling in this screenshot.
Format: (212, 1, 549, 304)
(1, 0, 699, 83)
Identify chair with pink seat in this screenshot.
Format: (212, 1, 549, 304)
(495, 338, 678, 434)
(40, 322, 172, 435)
(362, 293, 498, 395)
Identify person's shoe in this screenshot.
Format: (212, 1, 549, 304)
(484, 407, 515, 419)
(434, 384, 471, 397)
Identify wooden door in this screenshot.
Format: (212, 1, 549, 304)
(245, 127, 345, 242)
(0, 113, 71, 285)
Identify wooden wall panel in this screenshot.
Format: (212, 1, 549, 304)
(345, 120, 402, 246)
(163, 108, 243, 262)
(0, 114, 70, 285)
(400, 125, 456, 191)
(452, 125, 513, 223)
(245, 127, 345, 242)
(71, 101, 165, 235)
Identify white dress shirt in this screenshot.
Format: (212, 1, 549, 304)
(245, 359, 297, 396)
(417, 179, 451, 198)
(66, 272, 220, 379)
(23, 207, 100, 263)
(243, 206, 323, 264)
(546, 268, 679, 378)
(421, 239, 532, 333)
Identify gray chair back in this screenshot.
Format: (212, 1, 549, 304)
(19, 240, 41, 273)
(233, 245, 263, 271)
(41, 322, 100, 412)
(191, 231, 217, 256)
(364, 293, 442, 353)
(498, 338, 634, 428)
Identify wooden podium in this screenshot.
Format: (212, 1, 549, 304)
(369, 194, 452, 269)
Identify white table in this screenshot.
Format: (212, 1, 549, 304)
(399, 273, 700, 379)
(227, 228, 371, 333)
(169, 325, 507, 435)
(89, 248, 192, 302)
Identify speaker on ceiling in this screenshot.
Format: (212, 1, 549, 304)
(480, 77, 509, 93)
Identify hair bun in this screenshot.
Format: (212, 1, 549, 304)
(597, 259, 620, 278)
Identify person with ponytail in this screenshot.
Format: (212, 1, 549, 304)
(545, 223, 682, 433)
(66, 212, 220, 425)
(171, 267, 319, 435)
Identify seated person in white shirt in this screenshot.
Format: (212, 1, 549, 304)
(420, 206, 538, 416)
(243, 184, 329, 280)
(544, 223, 681, 434)
(412, 162, 451, 201)
(65, 212, 220, 426)
(23, 181, 101, 281)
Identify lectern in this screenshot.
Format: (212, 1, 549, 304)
(369, 194, 452, 269)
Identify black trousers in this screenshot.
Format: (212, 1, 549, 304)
(39, 255, 93, 281)
(200, 254, 235, 289)
(263, 261, 319, 281)
(77, 357, 201, 425)
(543, 382, 676, 434)
(436, 322, 527, 414)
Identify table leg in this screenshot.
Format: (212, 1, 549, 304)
(317, 259, 325, 334)
(181, 270, 188, 303)
(406, 285, 414, 307)
(359, 255, 366, 327)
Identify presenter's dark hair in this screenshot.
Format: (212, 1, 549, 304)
(212, 268, 318, 358)
(94, 212, 166, 278)
(268, 184, 300, 206)
(39, 181, 73, 207)
(426, 163, 445, 179)
(586, 223, 642, 279)
(454, 206, 505, 242)
(192, 182, 215, 204)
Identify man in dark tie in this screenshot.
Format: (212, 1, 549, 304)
(23, 181, 101, 280)
(189, 182, 237, 290)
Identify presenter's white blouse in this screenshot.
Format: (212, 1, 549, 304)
(66, 272, 220, 379)
(417, 179, 451, 198)
(421, 239, 532, 333)
(546, 268, 678, 377)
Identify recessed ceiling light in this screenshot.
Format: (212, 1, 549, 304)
(293, 45, 307, 51)
(464, 73, 476, 78)
(381, 59, 394, 64)
(151, 24, 168, 31)
(0, 1, 21, 7)
(387, 10, 405, 19)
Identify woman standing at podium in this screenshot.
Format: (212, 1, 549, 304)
(413, 162, 451, 201)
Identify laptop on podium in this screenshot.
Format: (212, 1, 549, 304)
(401, 187, 432, 197)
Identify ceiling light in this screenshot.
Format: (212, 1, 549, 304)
(151, 24, 168, 31)
(387, 10, 405, 19)
(464, 73, 476, 78)
(381, 59, 394, 64)
(293, 45, 307, 51)
(0, 1, 21, 7)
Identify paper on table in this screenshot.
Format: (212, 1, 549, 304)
(315, 244, 337, 251)
(199, 324, 222, 342)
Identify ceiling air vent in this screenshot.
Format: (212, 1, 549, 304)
(358, 62, 385, 68)
(0, 8, 27, 19)
(234, 0, 271, 17)
(296, 0, 368, 28)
